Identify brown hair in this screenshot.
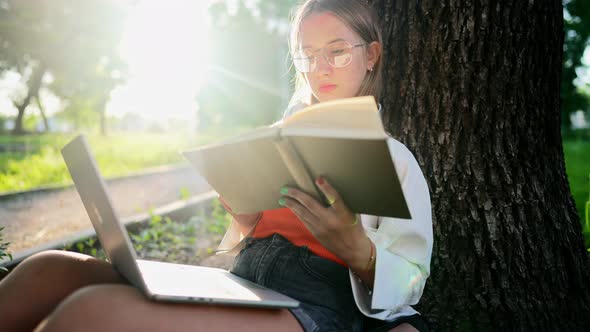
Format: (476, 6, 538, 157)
(287, 0, 383, 110)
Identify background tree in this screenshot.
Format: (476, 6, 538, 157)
(562, 0, 590, 129)
(0, 0, 127, 135)
(50, 55, 126, 136)
(367, 0, 590, 330)
(197, 0, 296, 130)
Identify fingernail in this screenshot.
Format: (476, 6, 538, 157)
(316, 177, 325, 185)
(280, 186, 289, 195)
(278, 198, 286, 206)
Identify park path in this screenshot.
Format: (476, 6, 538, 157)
(0, 165, 212, 254)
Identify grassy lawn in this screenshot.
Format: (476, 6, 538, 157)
(563, 140, 590, 248)
(0, 129, 250, 193)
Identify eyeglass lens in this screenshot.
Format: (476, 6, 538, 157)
(293, 41, 356, 73)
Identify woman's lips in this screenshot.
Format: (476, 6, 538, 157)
(319, 84, 337, 93)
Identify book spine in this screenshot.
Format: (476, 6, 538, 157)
(272, 136, 325, 204)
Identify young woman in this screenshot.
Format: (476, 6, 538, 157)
(0, 1, 432, 331)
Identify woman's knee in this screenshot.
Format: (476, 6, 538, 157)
(21, 250, 91, 275)
(20, 250, 124, 285)
(16, 250, 84, 285)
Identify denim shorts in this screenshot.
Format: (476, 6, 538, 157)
(229, 233, 365, 332)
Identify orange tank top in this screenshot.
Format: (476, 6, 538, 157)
(252, 208, 348, 267)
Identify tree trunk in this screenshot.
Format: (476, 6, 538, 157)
(12, 63, 46, 135)
(35, 95, 49, 133)
(369, 0, 590, 330)
(97, 96, 108, 136)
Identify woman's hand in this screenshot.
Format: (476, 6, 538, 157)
(218, 196, 262, 229)
(278, 177, 372, 271)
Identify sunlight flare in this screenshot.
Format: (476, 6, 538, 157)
(108, 0, 211, 128)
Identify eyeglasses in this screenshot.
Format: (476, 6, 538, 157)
(292, 40, 365, 73)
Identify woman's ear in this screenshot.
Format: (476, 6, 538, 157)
(366, 41, 382, 71)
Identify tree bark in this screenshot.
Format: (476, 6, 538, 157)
(97, 96, 108, 136)
(35, 95, 49, 133)
(369, 0, 590, 330)
(12, 63, 46, 135)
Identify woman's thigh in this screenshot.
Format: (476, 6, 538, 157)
(0, 250, 127, 332)
(3, 250, 126, 307)
(8, 249, 125, 285)
(37, 284, 304, 332)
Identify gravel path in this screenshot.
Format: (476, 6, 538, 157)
(0, 165, 212, 254)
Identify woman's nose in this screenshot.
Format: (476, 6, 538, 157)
(314, 54, 333, 74)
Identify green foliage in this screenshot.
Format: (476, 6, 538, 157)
(63, 198, 233, 265)
(65, 236, 106, 260)
(128, 200, 232, 260)
(86, 133, 190, 177)
(179, 187, 191, 201)
(64, 212, 200, 262)
(0, 227, 12, 272)
(586, 173, 590, 252)
(0, 116, 6, 135)
(207, 199, 232, 235)
(23, 113, 42, 132)
(198, 0, 298, 130)
(562, 0, 590, 125)
(0, 0, 129, 134)
(0, 145, 72, 191)
(563, 140, 590, 249)
(54, 97, 102, 131)
(587, 173, 590, 226)
(127, 210, 199, 262)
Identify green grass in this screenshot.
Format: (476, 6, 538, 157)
(563, 140, 590, 248)
(0, 129, 252, 193)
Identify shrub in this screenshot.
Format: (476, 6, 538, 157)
(0, 227, 12, 272)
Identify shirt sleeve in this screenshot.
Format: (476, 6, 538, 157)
(349, 138, 433, 320)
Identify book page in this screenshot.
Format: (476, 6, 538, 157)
(281, 127, 387, 139)
(281, 96, 386, 137)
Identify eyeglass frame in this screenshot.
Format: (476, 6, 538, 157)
(292, 40, 367, 73)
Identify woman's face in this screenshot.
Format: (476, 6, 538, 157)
(297, 12, 371, 102)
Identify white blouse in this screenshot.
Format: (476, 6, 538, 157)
(216, 136, 433, 321)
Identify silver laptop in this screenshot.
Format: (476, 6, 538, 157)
(61, 134, 299, 309)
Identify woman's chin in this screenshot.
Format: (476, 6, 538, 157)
(315, 93, 341, 103)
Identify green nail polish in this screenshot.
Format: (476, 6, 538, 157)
(280, 187, 289, 195)
(278, 198, 286, 206)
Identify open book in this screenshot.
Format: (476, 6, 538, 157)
(183, 96, 411, 219)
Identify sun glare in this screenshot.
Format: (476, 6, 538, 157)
(107, 0, 211, 128)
